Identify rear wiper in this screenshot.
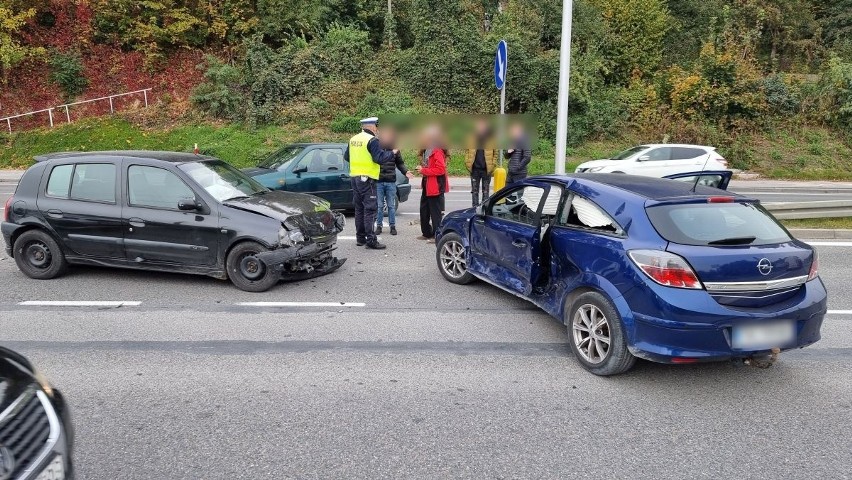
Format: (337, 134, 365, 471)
(708, 236, 757, 245)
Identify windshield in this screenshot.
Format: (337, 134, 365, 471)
(180, 160, 268, 202)
(646, 202, 791, 246)
(258, 145, 305, 170)
(610, 146, 649, 160)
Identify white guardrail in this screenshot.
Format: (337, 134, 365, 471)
(1, 88, 151, 134)
(764, 200, 852, 220)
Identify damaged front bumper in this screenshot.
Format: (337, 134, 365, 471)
(257, 211, 347, 280)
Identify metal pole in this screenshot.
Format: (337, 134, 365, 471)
(554, 0, 574, 175)
(143, 90, 149, 108)
(48, 108, 54, 128)
(109, 96, 114, 113)
(6, 118, 10, 134)
(65, 106, 71, 123)
(498, 44, 508, 167)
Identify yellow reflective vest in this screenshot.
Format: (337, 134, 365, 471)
(348, 131, 380, 179)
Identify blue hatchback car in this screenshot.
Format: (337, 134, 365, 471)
(434, 173, 826, 375)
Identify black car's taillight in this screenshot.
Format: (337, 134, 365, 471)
(3, 196, 12, 221)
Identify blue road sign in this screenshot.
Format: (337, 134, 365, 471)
(494, 40, 507, 90)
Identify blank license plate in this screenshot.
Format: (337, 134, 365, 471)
(732, 321, 795, 350)
(36, 455, 65, 480)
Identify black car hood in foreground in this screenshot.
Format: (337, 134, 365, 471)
(0, 347, 35, 412)
(224, 191, 342, 239)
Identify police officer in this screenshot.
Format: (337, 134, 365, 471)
(343, 117, 397, 250)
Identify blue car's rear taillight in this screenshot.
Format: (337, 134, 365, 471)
(628, 250, 703, 289)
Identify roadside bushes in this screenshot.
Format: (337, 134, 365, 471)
(48, 50, 88, 100)
(191, 56, 245, 121)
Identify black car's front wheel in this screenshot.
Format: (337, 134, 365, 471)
(13, 230, 68, 280)
(227, 241, 280, 292)
(566, 291, 636, 376)
(436, 232, 474, 285)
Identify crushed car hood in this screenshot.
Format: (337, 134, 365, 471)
(223, 191, 331, 220)
(224, 191, 342, 239)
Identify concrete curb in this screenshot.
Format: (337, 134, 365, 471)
(788, 228, 852, 240)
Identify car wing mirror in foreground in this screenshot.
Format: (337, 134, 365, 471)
(178, 199, 201, 211)
(293, 166, 308, 176)
(637, 155, 650, 162)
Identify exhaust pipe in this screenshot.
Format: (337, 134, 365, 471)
(743, 347, 781, 369)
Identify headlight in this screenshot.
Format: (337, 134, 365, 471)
(279, 226, 306, 246)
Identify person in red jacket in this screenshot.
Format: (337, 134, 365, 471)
(415, 129, 449, 243)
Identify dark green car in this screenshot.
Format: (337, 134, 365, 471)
(243, 143, 412, 210)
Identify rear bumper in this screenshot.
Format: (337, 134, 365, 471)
(1, 221, 23, 256)
(623, 279, 827, 362)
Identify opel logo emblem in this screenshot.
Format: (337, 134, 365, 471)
(0, 445, 15, 480)
(757, 258, 773, 276)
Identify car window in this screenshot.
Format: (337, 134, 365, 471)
(46, 164, 73, 198)
(642, 147, 671, 161)
(295, 149, 346, 173)
(646, 202, 791, 246)
(489, 185, 549, 226)
(558, 194, 621, 234)
(670, 174, 726, 188)
(258, 145, 304, 170)
(671, 147, 707, 160)
(180, 161, 267, 202)
(611, 146, 648, 160)
(69, 164, 116, 203)
(128, 165, 196, 210)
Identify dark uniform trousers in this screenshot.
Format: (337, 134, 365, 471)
(351, 176, 378, 244)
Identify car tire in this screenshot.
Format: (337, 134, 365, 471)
(565, 291, 636, 376)
(436, 232, 475, 285)
(226, 241, 280, 292)
(13, 229, 68, 280)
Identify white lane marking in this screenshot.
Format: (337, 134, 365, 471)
(18, 301, 142, 307)
(827, 310, 852, 315)
(237, 301, 366, 307)
(338, 236, 356, 240)
(805, 241, 852, 247)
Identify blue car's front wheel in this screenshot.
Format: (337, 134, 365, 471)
(566, 291, 636, 376)
(436, 232, 475, 285)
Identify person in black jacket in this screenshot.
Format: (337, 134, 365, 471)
(376, 129, 413, 235)
(504, 122, 532, 184)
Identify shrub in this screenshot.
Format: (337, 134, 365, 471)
(330, 115, 360, 133)
(48, 51, 88, 100)
(318, 25, 371, 81)
(191, 56, 245, 120)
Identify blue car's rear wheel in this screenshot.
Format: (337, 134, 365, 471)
(567, 291, 635, 375)
(436, 232, 474, 285)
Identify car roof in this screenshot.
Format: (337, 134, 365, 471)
(34, 150, 218, 163)
(633, 144, 713, 149)
(538, 173, 739, 201)
(280, 143, 347, 148)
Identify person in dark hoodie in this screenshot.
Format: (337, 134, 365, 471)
(376, 128, 413, 236)
(504, 121, 532, 184)
(465, 118, 497, 206)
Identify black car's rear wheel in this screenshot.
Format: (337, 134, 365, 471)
(436, 232, 474, 285)
(227, 241, 280, 292)
(566, 291, 636, 376)
(13, 230, 68, 280)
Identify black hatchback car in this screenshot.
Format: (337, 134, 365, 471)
(2, 151, 346, 292)
(0, 346, 73, 480)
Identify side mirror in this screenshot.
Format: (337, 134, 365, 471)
(293, 166, 308, 176)
(637, 155, 650, 162)
(476, 203, 486, 216)
(178, 198, 200, 211)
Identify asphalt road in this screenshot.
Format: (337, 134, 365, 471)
(1, 185, 851, 478)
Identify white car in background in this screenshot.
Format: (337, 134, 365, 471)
(575, 144, 727, 177)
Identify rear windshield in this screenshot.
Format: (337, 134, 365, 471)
(646, 202, 792, 246)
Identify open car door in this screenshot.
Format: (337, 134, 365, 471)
(468, 181, 560, 296)
(663, 170, 733, 190)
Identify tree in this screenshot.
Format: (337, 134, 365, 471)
(588, 0, 671, 82)
(0, 5, 44, 83)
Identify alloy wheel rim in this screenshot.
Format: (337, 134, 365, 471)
(572, 304, 611, 364)
(439, 240, 467, 279)
(25, 242, 51, 269)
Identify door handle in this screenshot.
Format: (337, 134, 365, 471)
(46, 209, 63, 219)
(128, 217, 146, 228)
(512, 240, 528, 248)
